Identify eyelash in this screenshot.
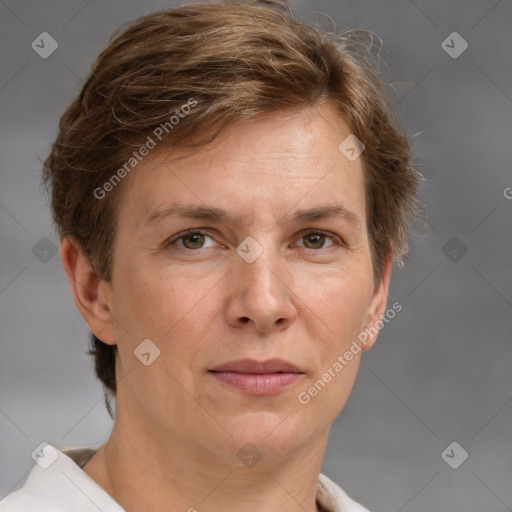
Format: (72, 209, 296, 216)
(165, 228, 346, 252)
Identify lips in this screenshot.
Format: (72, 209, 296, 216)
(209, 359, 304, 395)
(210, 358, 303, 374)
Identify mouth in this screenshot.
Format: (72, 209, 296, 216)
(209, 358, 304, 395)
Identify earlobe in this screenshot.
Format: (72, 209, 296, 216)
(361, 256, 393, 351)
(60, 237, 117, 346)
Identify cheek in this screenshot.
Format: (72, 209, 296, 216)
(307, 285, 368, 395)
(296, 260, 373, 345)
(295, 265, 372, 413)
(111, 262, 221, 363)
(326, 281, 370, 343)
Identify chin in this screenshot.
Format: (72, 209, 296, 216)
(221, 409, 315, 461)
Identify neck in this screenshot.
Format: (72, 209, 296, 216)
(84, 404, 329, 512)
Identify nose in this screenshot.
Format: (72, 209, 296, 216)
(224, 244, 297, 336)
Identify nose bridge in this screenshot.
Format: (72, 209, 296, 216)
(237, 237, 285, 297)
(228, 234, 295, 332)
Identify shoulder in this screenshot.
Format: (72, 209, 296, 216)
(0, 445, 124, 512)
(317, 473, 371, 512)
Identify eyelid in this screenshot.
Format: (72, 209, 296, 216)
(292, 228, 346, 248)
(165, 228, 217, 248)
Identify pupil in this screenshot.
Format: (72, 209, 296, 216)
(186, 234, 203, 248)
(307, 234, 324, 248)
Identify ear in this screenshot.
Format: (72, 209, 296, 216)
(60, 237, 117, 346)
(361, 255, 393, 351)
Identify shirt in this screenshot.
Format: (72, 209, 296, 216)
(0, 444, 370, 512)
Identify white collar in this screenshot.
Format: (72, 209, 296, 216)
(0, 445, 370, 512)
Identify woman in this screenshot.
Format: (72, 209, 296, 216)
(0, 1, 421, 510)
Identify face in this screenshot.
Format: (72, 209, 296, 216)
(101, 103, 390, 466)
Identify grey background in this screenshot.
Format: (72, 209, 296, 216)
(1, 0, 511, 510)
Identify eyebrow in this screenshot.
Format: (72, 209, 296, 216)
(144, 202, 361, 229)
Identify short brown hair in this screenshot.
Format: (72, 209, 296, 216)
(42, 0, 423, 413)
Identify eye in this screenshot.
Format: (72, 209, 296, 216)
(166, 229, 217, 250)
(295, 230, 341, 250)
(165, 228, 344, 252)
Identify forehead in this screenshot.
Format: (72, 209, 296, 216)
(116, 103, 367, 230)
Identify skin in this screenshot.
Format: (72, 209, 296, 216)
(61, 101, 391, 512)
